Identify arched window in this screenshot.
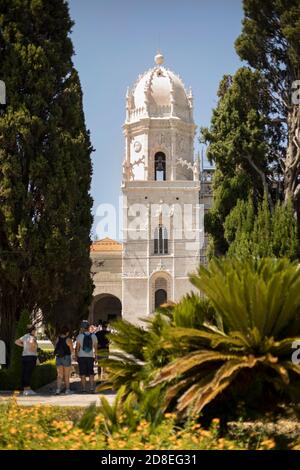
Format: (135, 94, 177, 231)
(154, 277, 168, 310)
(155, 152, 166, 181)
(155, 289, 167, 309)
(154, 226, 168, 254)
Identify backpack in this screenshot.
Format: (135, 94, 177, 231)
(82, 333, 93, 353)
(54, 337, 70, 358)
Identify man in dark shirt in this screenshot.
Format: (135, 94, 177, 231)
(95, 322, 110, 382)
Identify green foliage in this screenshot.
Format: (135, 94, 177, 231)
(0, 0, 93, 352)
(164, 293, 211, 329)
(235, 0, 300, 216)
(235, 0, 300, 105)
(203, 1, 300, 255)
(0, 310, 30, 389)
(37, 349, 54, 364)
(0, 359, 56, 391)
(99, 296, 214, 407)
(0, 369, 18, 391)
(190, 258, 300, 338)
(272, 200, 299, 258)
(0, 310, 56, 389)
(97, 316, 169, 410)
(202, 69, 275, 176)
(153, 258, 300, 417)
(77, 403, 98, 433)
(9, 310, 30, 377)
(201, 68, 281, 256)
(97, 386, 138, 435)
(101, 258, 300, 422)
(1, 399, 290, 450)
(30, 359, 57, 390)
(224, 196, 298, 259)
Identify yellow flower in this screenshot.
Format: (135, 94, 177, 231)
(199, 430, 211, 438)
(291, 444, 300, 450)
(261, 439, 276, 449)
(164, 413, 176, 419)
(192, 424, 201, 430)
(212, 418, 220, 425)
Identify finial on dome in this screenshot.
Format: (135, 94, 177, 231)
(154, 51, 164, 66)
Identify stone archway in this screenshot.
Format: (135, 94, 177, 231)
(92, 294, 122, 324)
(150, 272, 172, 313)
(155, 288, 167, 309)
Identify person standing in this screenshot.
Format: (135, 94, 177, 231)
(54, 326, 74, 395)
(75, 320, 98, 393)
(95, 321, 110, 382)
(15, 325, 38, 396)
(89, 324, 97, 334)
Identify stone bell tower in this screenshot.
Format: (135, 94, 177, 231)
(121, 53, 202, 323)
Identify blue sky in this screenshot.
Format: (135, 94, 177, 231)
(68, 0, 244, 238)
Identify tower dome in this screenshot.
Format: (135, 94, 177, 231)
(126, 53, 193, 124)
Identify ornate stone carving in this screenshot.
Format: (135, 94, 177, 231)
(122, 160, 134, 180)
(158, 133, 165, 145)
(122, 269, 146, 278)
(132, 154, 145, 168)
(122, 155, 145, 181)
(193, 159, 200, 181)
(134, 141, 142, 153)
(176, 157, 193, 171)
(151, 132, 171, 148)
(151, 260, 171, 275)
(177, 133, 190, 153)
(177, 136, 185, 152)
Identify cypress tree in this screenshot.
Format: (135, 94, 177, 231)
(224, 196, 298, 259)
(235, 0, 300, 217)
(0, 0, 93, 355)
(224, 196, 255, 258)
(204, 1, 300, 257)
(272, 199, 298, 259)
(201, 68, 281, 256)
(252, 195, 273, 257)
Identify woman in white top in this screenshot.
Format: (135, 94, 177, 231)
(15, 324, 38, 396)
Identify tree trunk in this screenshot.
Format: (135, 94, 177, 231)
(284, 104, 300, 216)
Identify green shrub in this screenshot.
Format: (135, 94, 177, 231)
(37, 349, 54, 363)
(31, 359, 57, 390)
(9, 310, 31, 377)
(0, 309, 57, 390)
(0, 309, 57, 391)
(4, 399, 299, 450)
(0, 359, 56, 391)
(153, 258, 300, 416)
(0, 368, 18, 390)
(0, 399, 285, 450)
(103, 258, 300, 422)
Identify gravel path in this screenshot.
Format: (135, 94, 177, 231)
(0, 376, 115, 407)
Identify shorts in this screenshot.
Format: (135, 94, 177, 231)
(56, 355, 71, 367)
(77, 357, 95, 376)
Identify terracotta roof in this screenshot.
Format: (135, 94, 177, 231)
(91, 237, 123, 252)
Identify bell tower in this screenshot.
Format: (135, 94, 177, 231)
(121, 53, 202, 323)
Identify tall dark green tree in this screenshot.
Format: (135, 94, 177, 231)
(201, 67, 282, 255)
(224, 196, 298, 259)
(235, 0, 300, 216)
(0, 0, 93, 354)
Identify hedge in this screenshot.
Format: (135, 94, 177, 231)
(0, 359, 57, 391)
(38, 349, 55, 363)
